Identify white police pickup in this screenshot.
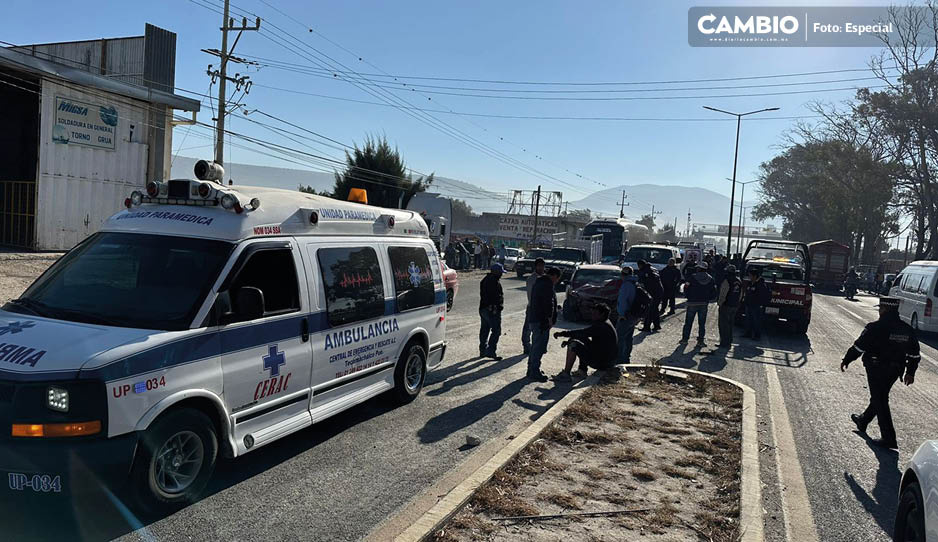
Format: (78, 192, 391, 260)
(0, 162, 447, 510)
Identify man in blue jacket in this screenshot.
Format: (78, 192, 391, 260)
(616, 266, 640, 364)
(681, 261, 717, 346)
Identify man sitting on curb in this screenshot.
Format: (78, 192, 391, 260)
(551, 303, 618, 383)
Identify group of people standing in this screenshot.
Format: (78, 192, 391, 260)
(445, 240, 508, 272)
(477, 250, 776, 385)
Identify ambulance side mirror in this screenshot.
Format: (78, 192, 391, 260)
(233, 287, 265, 322)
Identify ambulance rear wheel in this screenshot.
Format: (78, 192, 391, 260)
(393, 342, 426, 404)
(131, 408, 218, 511)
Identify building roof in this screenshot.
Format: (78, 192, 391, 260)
(102, 181, 430, 242)
(0, 46, 199, 111)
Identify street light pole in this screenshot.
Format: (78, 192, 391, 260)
(704, 106, 779, 255)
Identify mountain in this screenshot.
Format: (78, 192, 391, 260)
(170, 156, 501, 212)
(570, 184, 765, 229)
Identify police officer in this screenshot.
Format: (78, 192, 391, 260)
(840, 296, 920, 449)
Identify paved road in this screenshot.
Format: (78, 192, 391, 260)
(6, 269, 935, 541)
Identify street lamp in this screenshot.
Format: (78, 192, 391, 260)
(704, 106, 779, 255)
(724, 178, 759, 255)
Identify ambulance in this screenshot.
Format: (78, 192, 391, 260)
(0, 161, 447, 510)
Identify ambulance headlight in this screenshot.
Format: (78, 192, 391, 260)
(220, 193, 237, 210)
(46, 386, 69, 413)
(130, 191, 143, 206)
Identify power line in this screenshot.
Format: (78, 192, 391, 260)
(236, 51, 898, 87)
(200, 0, 601, 195)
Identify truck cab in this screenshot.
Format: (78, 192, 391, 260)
(741, 240, 813, 335)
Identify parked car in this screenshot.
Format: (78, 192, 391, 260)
(442, 261, 459, 311)
(502, 247, 525, 271)
(892, 261, 938, 332)
(515, 248, 552, 278)
(562, 264, 622, 322)
(895, 439, 938, 542)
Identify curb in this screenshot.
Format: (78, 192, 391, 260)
(392, 365, 763, 542)
(392, 371, 603, 542)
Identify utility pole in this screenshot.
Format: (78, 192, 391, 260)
(650, 205, 662, 229)
(904, 236, 910, 265)
(531, 185, 542, 246)
(619, 190, 629, 218)
(686, 209, 692, 239)
(209, 0, 260, 166)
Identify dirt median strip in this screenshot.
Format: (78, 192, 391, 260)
(392, 365, 761, 542)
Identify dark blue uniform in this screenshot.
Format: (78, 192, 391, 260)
(842, 310, 920, 446)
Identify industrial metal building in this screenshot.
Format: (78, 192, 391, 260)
(0, 24, 200, 250)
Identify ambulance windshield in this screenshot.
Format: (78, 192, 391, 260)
(6, 232, 233, 331)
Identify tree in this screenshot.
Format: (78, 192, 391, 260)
(656, 223, 677, 243)
(637, 214, 656, 231)
(565, 208, 592, 223)
(451, 198, 475, 219)
(298, 184, 328, 196)
(752, 139, 898, 263)
(332, 135, 433, 208)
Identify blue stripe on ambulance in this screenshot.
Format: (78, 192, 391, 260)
(0, 291, 446, 382)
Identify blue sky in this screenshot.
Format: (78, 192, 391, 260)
(4, 0, 894, 215)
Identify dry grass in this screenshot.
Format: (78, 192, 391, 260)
(662, 465, 696, 480)
(438, 370, 743, 542)
(580, 467, 607, 480)
(542, 492, 582, 510)
(682, 437, 713, 453)
(630, 467, 657, 482)
(610, 447, 644, 463)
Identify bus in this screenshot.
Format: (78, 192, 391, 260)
(582, 217, 650, 263)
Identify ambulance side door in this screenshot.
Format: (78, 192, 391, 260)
(216, 238, 313, 453)
(385, 242, 445, 368)
(307, 242, 397, 415)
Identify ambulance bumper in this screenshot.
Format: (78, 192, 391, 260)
(0, 432, 138, 497)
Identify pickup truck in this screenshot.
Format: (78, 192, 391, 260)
(740, 240, 813, 335)
(543, 247, 592, 287)
(515, 248, 552, 278)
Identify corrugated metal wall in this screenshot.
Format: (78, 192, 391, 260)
(36, 80, 149, 250)
(11, 37, 146, 87)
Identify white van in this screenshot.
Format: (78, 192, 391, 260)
(621, 244, 682, 272)
(891, 261, 938, 332)
(0, 170, 446, 509)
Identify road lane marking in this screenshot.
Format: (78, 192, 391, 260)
(765, 364, 820, 542)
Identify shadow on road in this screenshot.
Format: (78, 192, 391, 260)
(426, 354, 527, 396)
(844, 432, 901, 538)
(417, 375, 563, 444)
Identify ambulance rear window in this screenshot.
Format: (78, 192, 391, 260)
(388, 246, 435, 312)
(10, 232, 233, 330)
(318, 247, 386, 327)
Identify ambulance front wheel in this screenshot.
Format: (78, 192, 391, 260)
(131, 408, 219, 511)
(393, 342, 427, 404)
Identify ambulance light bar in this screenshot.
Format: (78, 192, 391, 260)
(125, 179, 259, 214)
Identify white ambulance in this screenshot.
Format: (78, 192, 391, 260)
(0, 162, 447, 510)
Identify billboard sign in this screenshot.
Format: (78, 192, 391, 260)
(497, 215, 559, 239)
(52, 96, 118, 150)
